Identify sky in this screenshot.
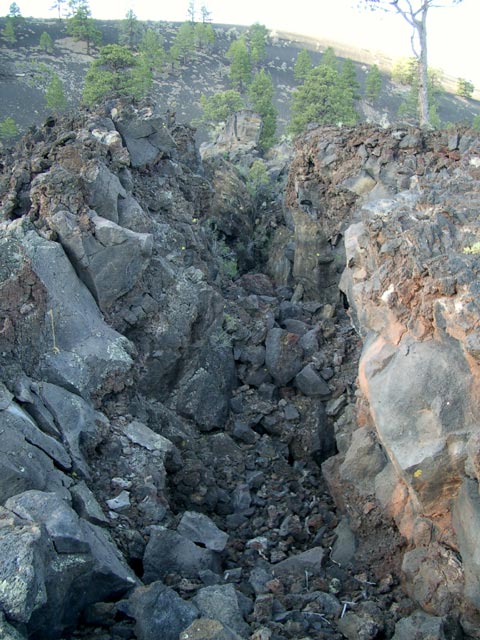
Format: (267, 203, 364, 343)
(2, 0, 479, 87)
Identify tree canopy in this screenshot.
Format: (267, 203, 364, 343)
(45, 73, 67, 111)
(66, 1, 101, 54)
(83, 43, 152, 106)
(247, 23, 269, 67)
(119, 9, 141, 50)
(171, 22, 195, 64)
(39, 31, 54, 53)
(199, 90, 245, 129)
(290, 50, 358, 135)
(51, 0, 67, 20)
(139, 29, 166, 74)
(226, 36, 251, 91)
(294, 49, 312, 83)
(248, 70, 277, 150)
(365, 64, 382, 102)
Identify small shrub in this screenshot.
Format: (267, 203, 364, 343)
(457, 78, 474, 99)
(0, 116, 19, 140)
(39, 31, 54, 52)
(463, 242, 480, 255)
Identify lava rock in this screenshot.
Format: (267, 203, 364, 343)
(192, 584, 250, 637)
(126, 581, 199, 640)
(143, 528, 222, 583)
(273, 547, 325, 578)
(179, 618, 244, 640)
(391, 610, 463, 640)
(330, 517, 357, 566)
(177, 511, 229, 552)
(0, 612, 26, 640)
(265, 328, 304, 386)
(0, 401, 72, 504)
(70, 481, 108, 526)
(294, 364, 331, 398)
(0, 492, 137, 639)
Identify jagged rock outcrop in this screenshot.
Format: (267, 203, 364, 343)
(282, 122, 480, 634)
(200, 110, 263, 161)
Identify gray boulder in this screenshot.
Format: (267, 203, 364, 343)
(115, 110, 176, 168)
(180, 618, 244, 640)
(265, 328, 304, 386)
(200, 110, 262, 160)
(126, 581, 199, 640)
(0, 612, 26, 640)
(330, 517, 357, 566)
(0, 400, 72, 504)
(83, 161, 126, 223)
(392, 610, 463, 640)
(70, 481, 108, 526)
(401, 543, 464, 616)
(0, 506, 50, 625)
(1, 491, 137, 639)
(362, 335, 475, 517)
(49, 208, 153, 311)
(34, 381, 104, 478)
(140, 272, 228, 406)
(453, 478, 480, 610)
(289, 401, 335, 465)
(143, 528, 222, 583)
(340, 427, 386, 495)
(203, 157, 254, 239)
(178, 511, 229, 552)
(273, 546, 325, 578)
(16, 228, 134, 400)
(192, 584, 250, 638)
(294, 363, 331, 397)
(176, 341, 236, 431)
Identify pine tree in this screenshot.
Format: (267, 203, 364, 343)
(226, 36, 251, 91)
(8, 1, 24, 27)
(45, 73, 67, 111)
(119, 9, 141, 50)
(194, 22, 215, 51)
(187, 0, 196, 23)
(341, 59, 359, 93)
(66, 1, 101, 54)
(2, 17, 16, 43)
(398, 67, 443, 127)
(51, 0, 67, 20)
(139, 29, 165, 74)
(83, 44, 152, 106)
(391, 57, 417, 85)
(294, 49, 312, 83)
(39, 31, 54, 52)
(321, 47, 338, 71)
(289, 64, 358, 135)
(248, 69, 277, 150)
(199, 90, 245, 129)
(246, 159, 271, 208)
(0, 116, 19, 140)
(339, 59, 360, 106)
(365, 64, 382, 102)
(171, 22, 195, 64)
(200, 4, 211, 22)
(247, 23, 268, 67)
(457, 78, 474, 99)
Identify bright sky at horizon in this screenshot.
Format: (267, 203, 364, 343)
(1, 0, 478, 87)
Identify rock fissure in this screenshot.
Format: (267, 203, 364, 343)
(0, 102, 479, 639)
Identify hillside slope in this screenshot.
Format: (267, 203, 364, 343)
(0, 17, 479, 142)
